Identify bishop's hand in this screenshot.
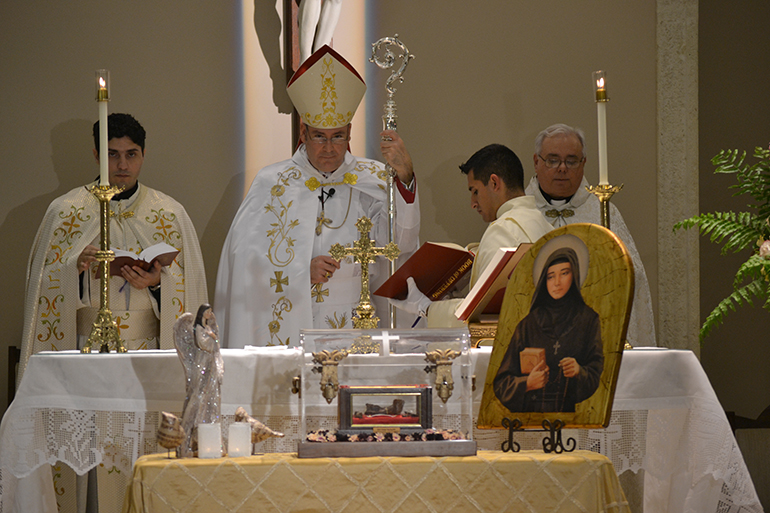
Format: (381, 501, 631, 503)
(311, 255, 340, 284)
(380, 130, 414, 185)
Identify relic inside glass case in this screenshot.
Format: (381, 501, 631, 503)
(297, 328, 476, 458)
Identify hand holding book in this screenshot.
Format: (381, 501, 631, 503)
(387, 277, 432, 316)
(94, 242, 180, 278)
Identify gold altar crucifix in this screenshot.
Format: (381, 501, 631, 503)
(329, 217, 400, 329)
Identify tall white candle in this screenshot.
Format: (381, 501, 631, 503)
(593, 71, 609, 185)
(197, 423, 222, 458)
(96, 71, 110, 186)
(98, 99, 108, 185)
(597, 100, 608, 185)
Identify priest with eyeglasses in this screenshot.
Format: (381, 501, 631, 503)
(525, 123, 656, 347)
(214, 45, 420, 348)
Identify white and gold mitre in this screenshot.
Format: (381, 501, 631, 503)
(287, 45, 366, 129)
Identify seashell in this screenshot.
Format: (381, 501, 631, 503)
(234, 407, 285, 444)
(158, 411, 186, 450)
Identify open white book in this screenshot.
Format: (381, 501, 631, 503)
(106, 242, 179, 276)
(454, 244, 532, 322)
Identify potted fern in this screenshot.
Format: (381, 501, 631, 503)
(675, 145, 770, 341)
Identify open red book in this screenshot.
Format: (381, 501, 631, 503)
(454, 244, 532, 322)
(373, 242, 474, 301)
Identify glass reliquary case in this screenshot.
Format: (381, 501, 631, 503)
(297, 328, 476, 458)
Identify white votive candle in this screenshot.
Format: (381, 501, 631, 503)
(228, 423, 252, 457)
(197, 423, 222, 458)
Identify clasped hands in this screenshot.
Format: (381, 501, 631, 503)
(77, 244, 161, 290)
(525, 358, 582, 391)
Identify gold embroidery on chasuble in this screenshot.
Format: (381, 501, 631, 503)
(266, 168, 301, 345)
(271, 271, 289, 293)
(354, 161, 388, 192)
(269, 298, 292, 346)
(312, 283, 329, 303)
(325, 311, 349, 329)
(109, 209, 134, 220)
(304, 57, 354, 128)
(304, 172, 358, 192)
(38, 205, 91, 348)
(145, 208, 182, 250)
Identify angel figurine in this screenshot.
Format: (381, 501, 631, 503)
(174, 303, 225, 457)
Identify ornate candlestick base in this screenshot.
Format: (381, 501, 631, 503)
(82, 184, 126, 354)
(352, 302, 379, 330)
(85, 306, 125, 353)
(585, 184, 623, 229)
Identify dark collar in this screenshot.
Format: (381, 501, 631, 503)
(539, 185, 573, 204)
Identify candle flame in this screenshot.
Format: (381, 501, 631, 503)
(99, 77, 106, 88)
(597, 77, 605, 89)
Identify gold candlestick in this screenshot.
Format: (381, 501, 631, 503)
(82, 184, 127, 354)
(585, 184, 623, 229)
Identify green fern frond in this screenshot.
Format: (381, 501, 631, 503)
(700, 279, 768, 341)
(678, 146, 770, 343)
(712, 149, 746, 173)
(674, 211, 762, 253)
(733, 255, 770, 288)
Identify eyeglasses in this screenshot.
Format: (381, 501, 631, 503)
(538, 154, 585, 169)
(308, 135, 349, 146)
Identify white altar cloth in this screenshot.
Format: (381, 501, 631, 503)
(0, 347, 762, 513)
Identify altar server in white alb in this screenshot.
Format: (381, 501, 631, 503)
(215, 45, 420, 348)
(525, 123, 656, 347)
(18, 113, 208, 383)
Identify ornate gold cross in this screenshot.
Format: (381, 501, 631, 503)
(329, 217, 400, 329)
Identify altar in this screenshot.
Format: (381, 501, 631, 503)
(0, 347, 762, 513)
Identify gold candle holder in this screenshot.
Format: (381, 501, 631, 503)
(82, 184, 127, 354)
(585, 184, 623, 229)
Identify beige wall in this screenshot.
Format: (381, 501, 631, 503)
(0, 1, 244, 412)
(1, 1, 659, 415)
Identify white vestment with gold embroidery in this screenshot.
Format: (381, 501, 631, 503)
(215, 146, 420, 348)
(18, 182, 208, 382)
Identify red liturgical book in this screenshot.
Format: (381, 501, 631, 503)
(373, 242, 474, 301)
(454, 244, 533, 322)
(105, 242, 179, 277)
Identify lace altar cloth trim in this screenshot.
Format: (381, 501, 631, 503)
(0, 407, 761, 512)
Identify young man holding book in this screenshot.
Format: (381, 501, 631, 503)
(391, 144, 552, 327)
(18, 113, 208, 382)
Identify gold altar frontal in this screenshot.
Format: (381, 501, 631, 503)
(122, 450, 628, 513)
